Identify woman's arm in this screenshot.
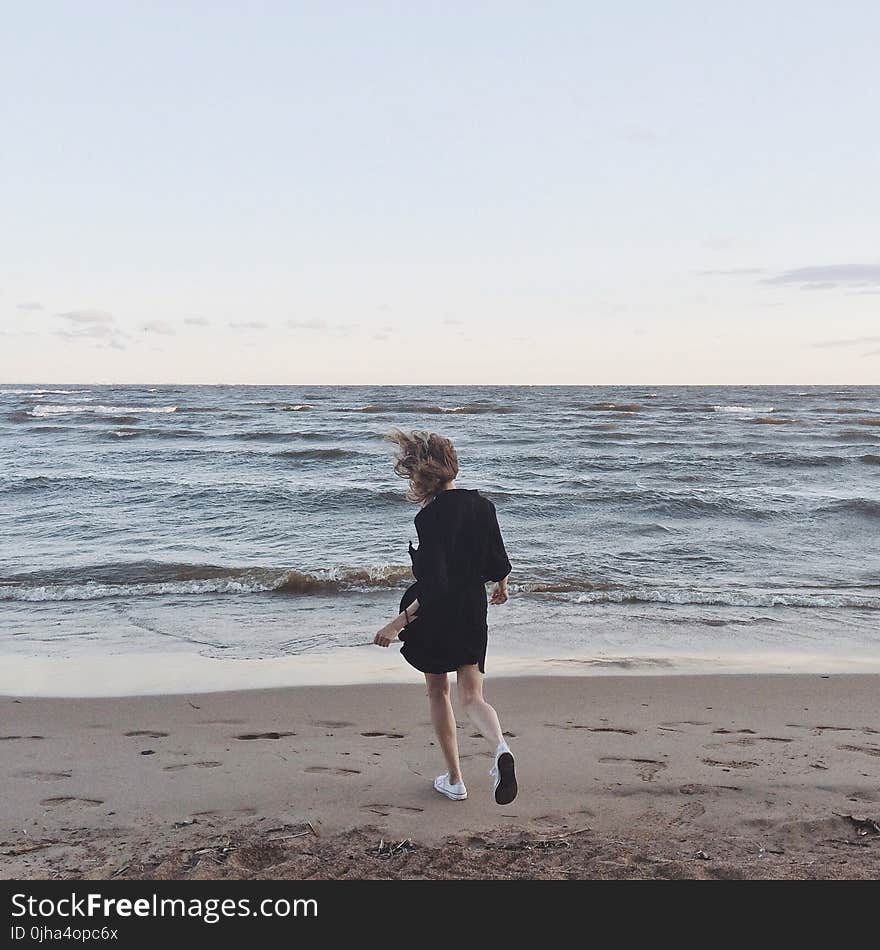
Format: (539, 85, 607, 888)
(489, 577, 509, 605)
(485, 500, 512, 603)
(373, 597, 420, 647)
(411, 512, 450, 608)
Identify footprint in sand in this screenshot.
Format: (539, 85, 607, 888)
(838, 744, 880, 758)
(312, 720, 355, 729)
(162, 761, 223, 771)
(362, 803, 425, 816)
(702, 758, 759, 769)
(679, 783, 742, 794)
(15, 770, 72, 781)
(787, 724, 879, 735)
(544, 724, 636, 735)
(672, 801, 707, 824)
(817, 725, 879, 735)
(360, 731, 405, 739)
(599, 756, 666, 782)
(710, 737, 757, 748)
(0, 735, 45, 741)
(124, 730, 169, 738)
(304, 766, 361, 775)
(40, 796, 103, 807)
(234, 732, 296, 740)
(712, 728, 756, 735)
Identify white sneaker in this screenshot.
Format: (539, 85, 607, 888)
(490, 745, 517, 805)
(433, 772, 468, 801)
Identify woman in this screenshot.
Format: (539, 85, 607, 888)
(373, 429, 517, 805)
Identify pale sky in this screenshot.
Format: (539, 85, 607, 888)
(2, 1, 878, 385)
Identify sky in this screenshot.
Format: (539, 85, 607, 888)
(2, 1, 879, 385)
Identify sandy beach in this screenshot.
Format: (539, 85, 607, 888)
(2, 673, 879, 880)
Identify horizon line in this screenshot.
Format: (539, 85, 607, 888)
(1, 380, 877, 388)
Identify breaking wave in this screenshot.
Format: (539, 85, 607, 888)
(0, 561, 415, 602)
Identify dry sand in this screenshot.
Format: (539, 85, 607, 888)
(2, 674, 879, 880)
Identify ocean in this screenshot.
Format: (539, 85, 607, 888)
(2, 384, 879, 682)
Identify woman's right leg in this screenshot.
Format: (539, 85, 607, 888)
(425, 672, 463, 785)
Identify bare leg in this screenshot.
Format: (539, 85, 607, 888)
(425, 673, 463, 785)
(456, 664, 505, 751)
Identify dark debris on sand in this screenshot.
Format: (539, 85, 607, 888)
(13, 816, 876, 882)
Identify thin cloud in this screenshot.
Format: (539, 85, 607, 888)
(762, 264, 880, 289)
(53, 324, 120, 341)
(287, 318, 354, 336)
(52, 310, 128, 348)
(184, 316, 211, 326)
(621, 127, 659, 144)
(57, 309, 115, 324)
(863, 348, 880, 358)
(229, 320, 268, 330)
(17, 301, 44, 311)
(140, 320, 175, 335)
(442, 318, 463, 326)
(595, 301, 627, 317)
(702, 236, 742, 251)
(808, 335, 880, 350)
(697, 268, 766, 277)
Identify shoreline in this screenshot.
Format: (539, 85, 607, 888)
(4, 648, 880, 698)
(3, 673, 879, 879)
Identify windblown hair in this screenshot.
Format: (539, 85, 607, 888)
(386, 428, 459, 505)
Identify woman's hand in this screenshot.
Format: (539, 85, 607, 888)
(373, 620, 401, 647)
(373, 601, 419, 647)
(489, 578, 509, 605)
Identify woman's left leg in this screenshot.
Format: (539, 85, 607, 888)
(457, 664, 517, 804)
(455, 664, 504, 750)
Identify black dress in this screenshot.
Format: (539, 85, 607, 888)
(398, 488, 511, 675)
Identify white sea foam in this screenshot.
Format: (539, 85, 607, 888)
(29, 404, 178, 417)
(712, 405, 774, 414)
(0, 579, 282, 601)
(573, 588, 880, 609)
(2, 388, 92, 396)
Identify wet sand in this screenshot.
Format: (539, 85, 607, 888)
(2, 674, 879, 879)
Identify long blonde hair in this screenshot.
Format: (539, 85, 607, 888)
(386, 428, 459, 504)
